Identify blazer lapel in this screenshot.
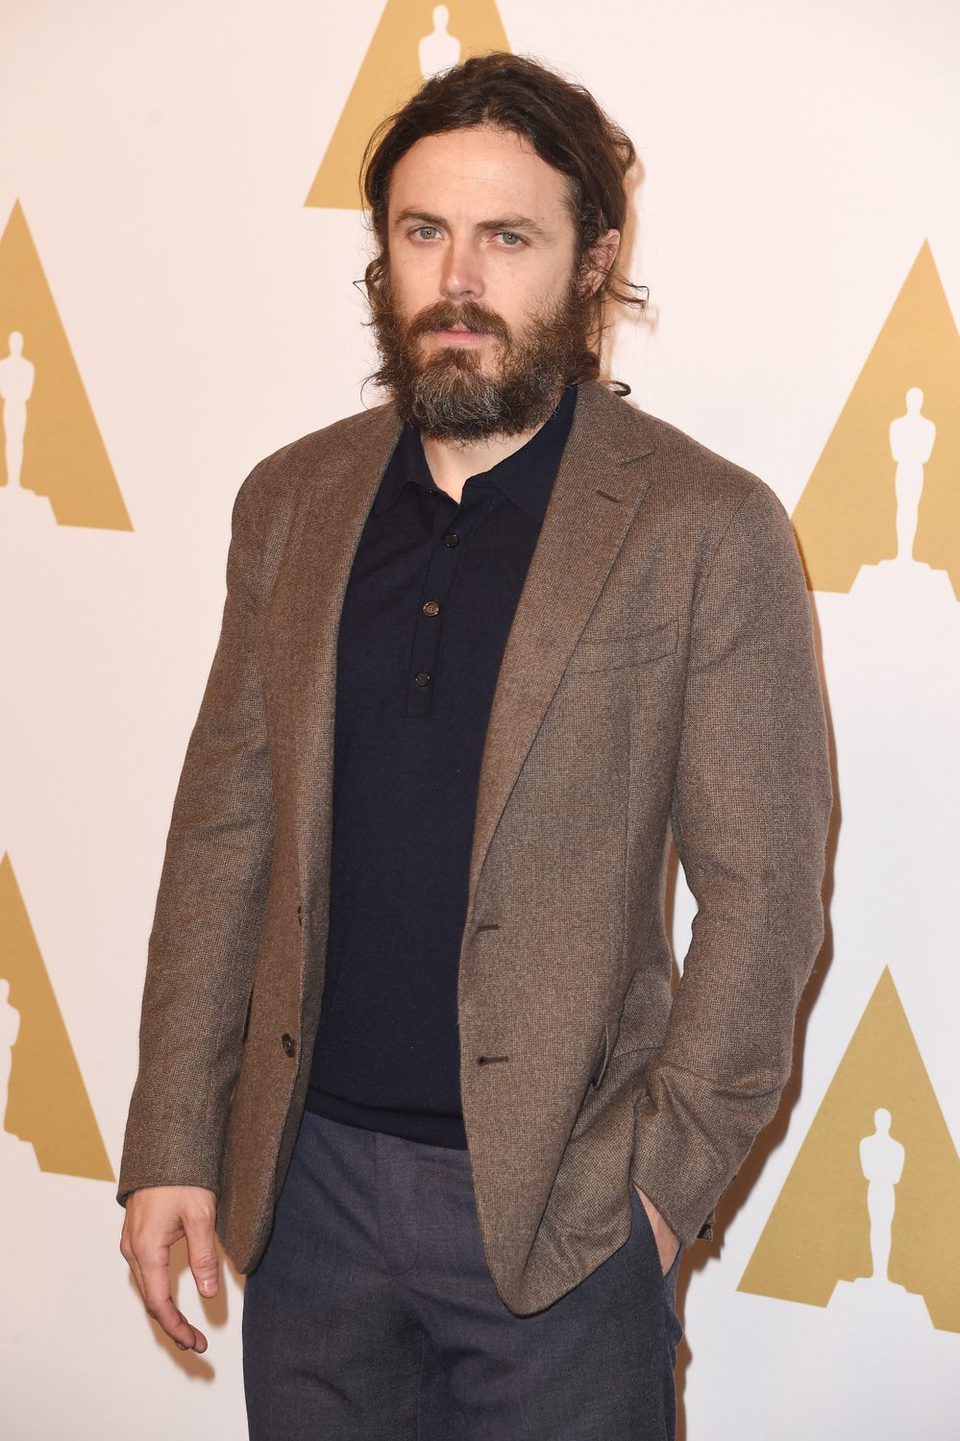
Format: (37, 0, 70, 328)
(465, 379, 655, 917)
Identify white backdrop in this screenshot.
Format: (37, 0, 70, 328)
(2, 2, 959, 1436)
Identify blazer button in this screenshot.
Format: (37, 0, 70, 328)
(281, 1033, 296, 1058)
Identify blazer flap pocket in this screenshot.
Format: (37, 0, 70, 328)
(566, 618, 678, 675)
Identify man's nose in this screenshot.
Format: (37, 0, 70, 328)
(439, 240, 485, 302)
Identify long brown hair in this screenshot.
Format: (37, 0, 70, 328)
(358, 52, 646, 395)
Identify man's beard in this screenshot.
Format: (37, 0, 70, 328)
(367, 267, 594, 442)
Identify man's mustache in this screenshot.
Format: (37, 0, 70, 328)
(409, 304, 510, 342)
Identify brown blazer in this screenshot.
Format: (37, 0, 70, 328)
(117, 377, 832, 1316)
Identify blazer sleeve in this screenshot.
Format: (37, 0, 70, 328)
(628, 479, 833, 1246)
(115, 465, 274, 1206)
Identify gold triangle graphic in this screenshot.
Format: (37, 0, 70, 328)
(792, 240, 960, 600)
(738, 966, 960, 1333)
(305, 1, 511, 210)
(0, 853, 114, 1181)
(0, 200, 131, 529)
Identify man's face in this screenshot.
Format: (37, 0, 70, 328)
(370, 125, 596, 441)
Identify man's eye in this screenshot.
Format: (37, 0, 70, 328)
(409, 227, 524, 247)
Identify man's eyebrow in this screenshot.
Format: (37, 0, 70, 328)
(392, 208, 551, 239)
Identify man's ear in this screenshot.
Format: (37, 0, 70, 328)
(579, 228, 621, 297)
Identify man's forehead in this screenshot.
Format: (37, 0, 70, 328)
(388, 130, 568, 219)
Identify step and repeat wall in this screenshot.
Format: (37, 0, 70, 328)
(2, 1, 958, 1436)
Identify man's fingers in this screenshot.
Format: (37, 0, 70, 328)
(139, 1245, 208, 1353)
(185, 1210, 220, 1300)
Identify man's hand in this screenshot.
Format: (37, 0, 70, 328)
(119, 1185, 219, 1353)
(633, 1183, 681, 1275)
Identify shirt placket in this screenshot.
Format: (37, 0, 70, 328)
(404, 478, 495, 718)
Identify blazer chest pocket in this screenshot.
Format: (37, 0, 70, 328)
(565, 618, 678, 676)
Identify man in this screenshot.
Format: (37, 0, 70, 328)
(118, 52, 833, 1440)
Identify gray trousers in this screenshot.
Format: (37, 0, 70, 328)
(242, 1109, 684, 1440)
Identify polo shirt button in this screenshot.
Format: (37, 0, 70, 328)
(281, 1033, 296, 1058)
(414, 671, 431, 687)
(422, 600, 440, 616)
(442, 532, 459, 547)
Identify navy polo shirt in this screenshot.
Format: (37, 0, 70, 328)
(305, 380, 579, 1147)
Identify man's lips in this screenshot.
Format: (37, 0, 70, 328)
(427, 323, 488, 342)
